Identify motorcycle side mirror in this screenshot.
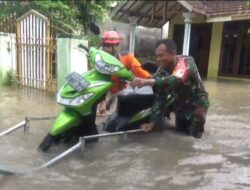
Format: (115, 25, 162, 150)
(89, 22, 100, 35)
(78, 44, 89, 53)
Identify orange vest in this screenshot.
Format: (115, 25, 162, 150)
(110, 54, 151, 94)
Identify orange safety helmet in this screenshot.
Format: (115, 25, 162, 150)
(101, 31, 121, 45)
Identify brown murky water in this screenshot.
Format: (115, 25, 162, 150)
(0, 80, 250, 190)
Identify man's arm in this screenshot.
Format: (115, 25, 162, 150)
(124, 54, 151, 79)
(130, 75, 182, 92)
(153, 75, 182, 93)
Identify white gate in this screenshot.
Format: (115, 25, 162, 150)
(16, 10, 56, 91)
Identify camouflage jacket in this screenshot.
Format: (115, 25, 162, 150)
(150, 55, 210, 125)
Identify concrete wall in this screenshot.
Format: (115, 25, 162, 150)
(57, 34, 88, 90)
(135, 26, 161, 57)
(0, 32, 16, 86)
(105, 21, 161, 57)
(111, 21, 131, 53)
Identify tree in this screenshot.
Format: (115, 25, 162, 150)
(0, 0, 113, 34)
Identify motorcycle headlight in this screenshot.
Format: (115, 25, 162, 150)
(95, 54, 119, 74)
(57, 93, 94, 106)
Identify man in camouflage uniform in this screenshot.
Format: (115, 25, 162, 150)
(131, 39, 209, 138)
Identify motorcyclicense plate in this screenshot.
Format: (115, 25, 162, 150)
(65, 72, 90, 92)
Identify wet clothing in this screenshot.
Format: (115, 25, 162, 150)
(110, 54, 151, 94)
(151, 55, 209, 137)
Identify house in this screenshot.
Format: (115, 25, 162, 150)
(111, 0, 250, 80)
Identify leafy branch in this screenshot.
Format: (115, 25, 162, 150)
(0, 0, 113, 34)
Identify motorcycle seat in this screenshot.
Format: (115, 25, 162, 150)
(117, 86, 155, 117)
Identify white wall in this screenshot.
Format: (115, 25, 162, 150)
(57, 35, 88, 90)
(0, 32, 17, 85)
(70, 38, 88, 74)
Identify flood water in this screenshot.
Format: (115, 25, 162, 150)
(0, 80, 250, 190)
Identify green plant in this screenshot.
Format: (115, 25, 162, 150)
(88, 33, 101, 48)
(6, 69, 18, 86)
(0, 0, 113, 34)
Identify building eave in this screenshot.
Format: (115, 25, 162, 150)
(206, 16, 232, 23)
(206, 14, 250, 23)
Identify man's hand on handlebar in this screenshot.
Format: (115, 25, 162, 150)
(130, 77, 155, 89)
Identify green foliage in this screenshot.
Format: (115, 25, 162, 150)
(0, 0, 113, 34)
(6, 69, 18, 86)
(87, 33, 101, 48)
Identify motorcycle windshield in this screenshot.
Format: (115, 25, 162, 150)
(89, 47, 134, 80)
(89, 47, 122, 67)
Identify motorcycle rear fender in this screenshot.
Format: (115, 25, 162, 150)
(49, 109, 82, 136)
(128, 108, 152, 124)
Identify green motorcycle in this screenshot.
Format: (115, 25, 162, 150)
(38, 45, 134, 152)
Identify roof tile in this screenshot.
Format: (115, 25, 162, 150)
(188, 0, 250, 17)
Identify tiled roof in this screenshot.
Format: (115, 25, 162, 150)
(111, 1, 250, 28)
(188, 0, 250, 17)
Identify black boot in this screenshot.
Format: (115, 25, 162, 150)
(175, 114, 189, 133)
(84, 124, 99, 143)
(81, 104, 99, 143)
(188, 118, 204, 138)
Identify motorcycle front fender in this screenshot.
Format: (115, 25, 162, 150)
(49, 108, 82, 136)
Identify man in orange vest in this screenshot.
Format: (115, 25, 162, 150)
(97, 31, 151, 115)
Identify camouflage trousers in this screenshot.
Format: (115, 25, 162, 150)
(150, 94, 208, 138)
(175, 106, 208, 138)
